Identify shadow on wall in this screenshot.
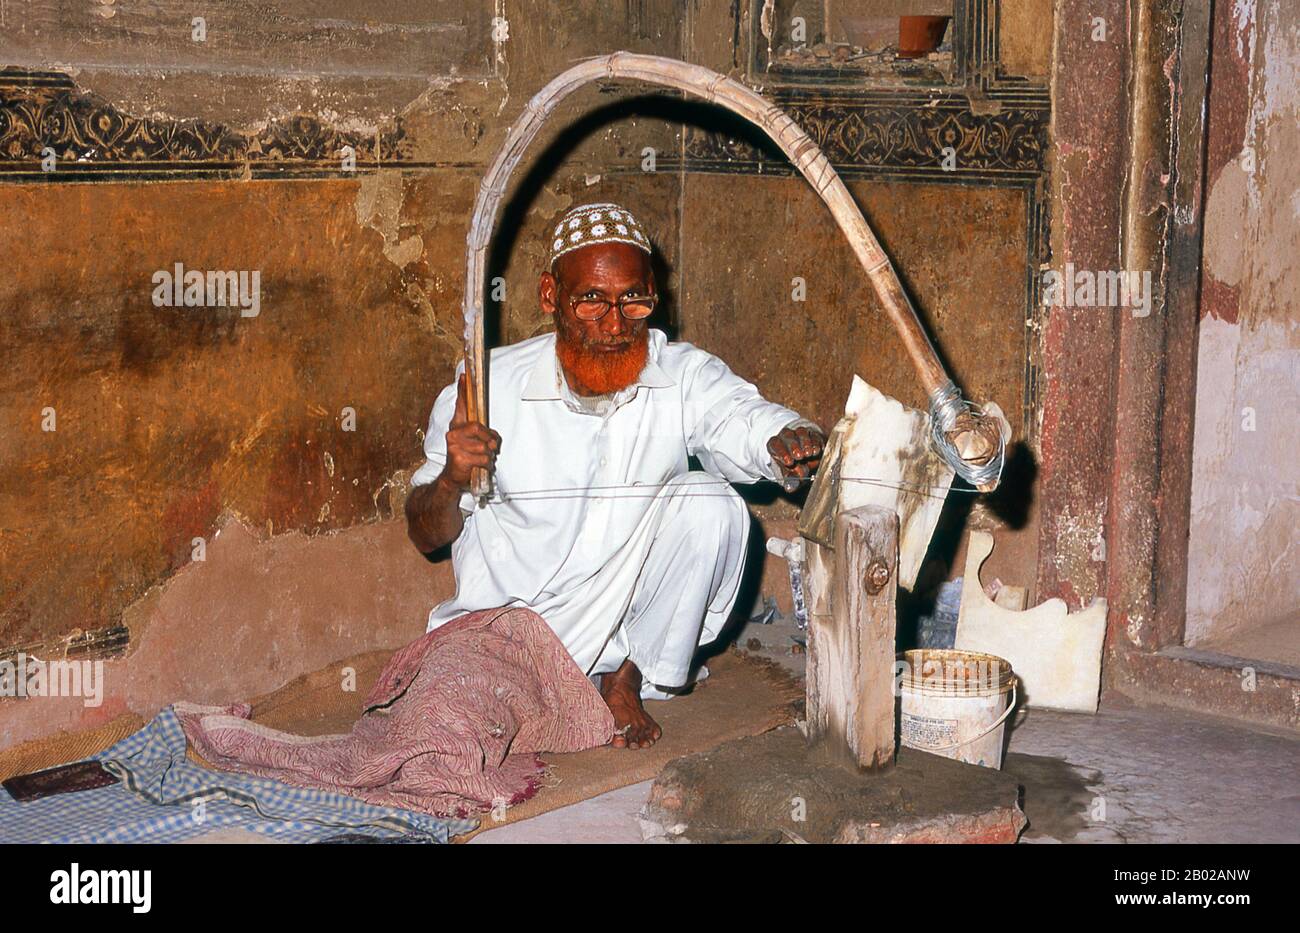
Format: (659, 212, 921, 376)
(897, 440, 1039, 647)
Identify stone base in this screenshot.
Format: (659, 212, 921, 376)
(642, 726, 1027, 843)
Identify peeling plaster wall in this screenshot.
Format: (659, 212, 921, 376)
(1037, 0, 1298, 728)
(0, 512, 453, 750)
(1, 179, 447, 643)
(1186, 0, 1299, 653)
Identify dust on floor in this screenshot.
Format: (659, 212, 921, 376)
(472, 699, 1300, 843)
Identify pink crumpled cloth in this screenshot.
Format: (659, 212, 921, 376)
(176, 606, 615, 818)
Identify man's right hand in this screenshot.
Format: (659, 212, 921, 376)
(442, 371, 502, 491)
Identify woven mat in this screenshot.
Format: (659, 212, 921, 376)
(0, 647, 802, 839)
(0, 715, 149, 783)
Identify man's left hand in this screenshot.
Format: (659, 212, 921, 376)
(767, 424, 826, 485)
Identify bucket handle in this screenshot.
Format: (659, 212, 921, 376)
(924, 679, 1018, 752)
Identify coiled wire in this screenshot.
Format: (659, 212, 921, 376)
(928, 380, 1006, 489)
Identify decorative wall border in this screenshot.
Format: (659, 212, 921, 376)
(677, 91, 1048, 181)
(0, 69, 408, 181)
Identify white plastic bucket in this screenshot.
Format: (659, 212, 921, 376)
(898, 649, 1017, 769)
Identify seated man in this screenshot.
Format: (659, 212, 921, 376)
(405, 202, 825, 750)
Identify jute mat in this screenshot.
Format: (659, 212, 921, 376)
(0, 714, 149, 783)
(0, 647, 802, 840)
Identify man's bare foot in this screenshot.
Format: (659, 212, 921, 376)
(599, 659, 662, 750)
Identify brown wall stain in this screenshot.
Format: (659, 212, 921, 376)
(0, 179, 449, 645)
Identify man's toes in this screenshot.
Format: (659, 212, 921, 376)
(611, 733, 627, 748)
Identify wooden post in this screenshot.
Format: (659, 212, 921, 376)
(802, 504, 899, 771)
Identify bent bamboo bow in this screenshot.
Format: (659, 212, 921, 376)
(461, 52, 1008, 501)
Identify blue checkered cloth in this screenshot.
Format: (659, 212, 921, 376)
(0, 707, 478, 843)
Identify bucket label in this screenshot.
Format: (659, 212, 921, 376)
(901, 713, 959, 748)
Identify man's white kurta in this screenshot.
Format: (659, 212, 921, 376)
(410, 328, 810, 684)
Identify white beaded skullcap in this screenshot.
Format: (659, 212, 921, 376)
(547, 202, 652, 269)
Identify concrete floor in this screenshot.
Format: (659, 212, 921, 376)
(472, 620, 1300, 844)
(1005, 702, 1300, 843)
(471, 702, 1300, 844)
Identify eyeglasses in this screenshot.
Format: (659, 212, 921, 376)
(567, 291, 657, 322)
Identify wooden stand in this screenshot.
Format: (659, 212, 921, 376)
(801, 505, 900, 771)
(644, 504, 1028, 842)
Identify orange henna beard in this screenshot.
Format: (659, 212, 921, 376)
(555, 329, 649, 395)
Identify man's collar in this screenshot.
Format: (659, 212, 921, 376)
(520, 330, 674, 401)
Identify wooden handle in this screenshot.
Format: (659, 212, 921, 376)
(464, 329, 490, 500)
(462, 52, 960, 501)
